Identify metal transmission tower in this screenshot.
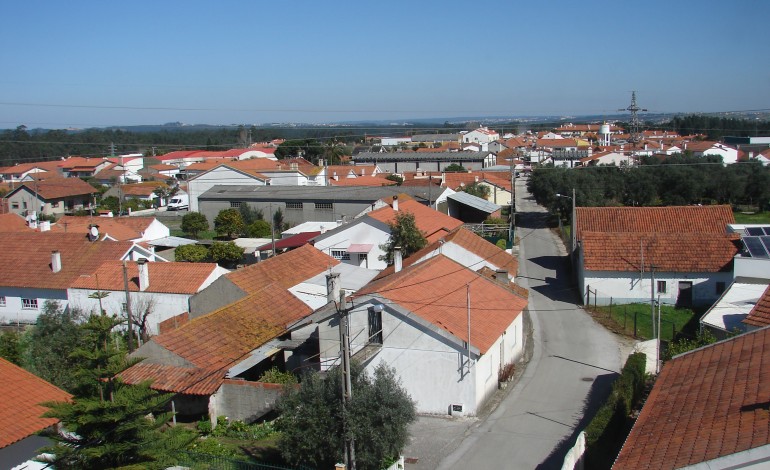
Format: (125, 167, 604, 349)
(619, 91, 647, 143)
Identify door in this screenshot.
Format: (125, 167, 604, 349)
(368, 307, 383, 344)
(677, 281, 693, 308)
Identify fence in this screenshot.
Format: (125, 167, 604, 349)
(584, 286, 680, 341)
(178, 452, 314, 470)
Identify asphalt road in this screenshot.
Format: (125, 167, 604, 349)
(433, 178, 627, 470)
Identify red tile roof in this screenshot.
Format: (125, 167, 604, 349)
(13, 177, 98, 200)
(226, 244, 338, 294)
(743, 286, 770, 328)
(0, 232, 134, 290)
(581, 232, 737, 272)
(0, 212, 34, 232)
(255, 231, 320, 251)
(613, 327, 770, 470)
(355, 255, 526, 354)
(70, 260, 219, 294)
(118, 181, 168, 197)
(57, 157, 108, 170)
(443, 171, 512, 192)
(366, 198, 464, 242)
(52, 216, 157, 241)
(575, 205, 734, 240)
(0, 160, 62, 175)
(0, 358, 71, 448)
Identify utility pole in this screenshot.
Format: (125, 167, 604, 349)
(270, 203, 276, 256)
(337, 289, 356, 470)
(466, 283, 472, 376)
(122, 261, 134, 353)
(510, 151, 515, 245)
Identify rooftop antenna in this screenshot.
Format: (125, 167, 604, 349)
(618, 91, 647, 143)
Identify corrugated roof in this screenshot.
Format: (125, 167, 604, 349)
(354, 255, 526, 354)
(199, 184, 436, 204)
(354, 151, 492, 162)
(613, 327, 770, 470)
(0, 358, 71, 448)
(447, 191, 501, 213)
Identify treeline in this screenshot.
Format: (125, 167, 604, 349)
(660, 115, 770, 141)
(527, 154, 770, 219)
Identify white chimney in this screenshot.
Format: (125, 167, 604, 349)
(326, 272, 340, 304)
(394, 246, 403, 273)
(393, 195, 399, 212)
(494, 269, 509, 286)
(39, 220, 51, 232)
(333, 171, 339, 181)
(360, 168, 365, 176)
(137, 258, 150, 292)
(51, 250, 62, 273)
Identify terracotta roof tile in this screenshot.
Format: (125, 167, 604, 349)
(118, 181, 168, 197)
(0, 232, 134, 290)
(52, 216, 157, 241)
(613, 327, 770, 470)
(0, 160, 62, 175)
(367, 198, 463, 241)
(581, 232, 737, 272)
(576, 205, 734, 240)
(226, 244, 338, 294)
(0, 358, 71, 448)
(12, 177, 98, 200)
(70, 260, 219, 294)
(743, 286, 770, 328)
(355, 255, 527, 354)
(0, 212, 34, 232)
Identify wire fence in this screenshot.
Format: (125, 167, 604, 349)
(178, 452, 314, 470)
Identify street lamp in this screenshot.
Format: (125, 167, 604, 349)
(555, 189, 576, 255)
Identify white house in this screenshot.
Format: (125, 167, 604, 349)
(306, 255, 528, 415)
(53, 216, 171, 243)
(579, 151, 632, 167)
(683, 141, 740, 164)
(575, 206, 738, 308)
(187, 164, 271, 212)
(68, 260, 229, 336)
(311, 197, 464, 270)
(0, 232, 157, 324)
(462, 128, 500, 145)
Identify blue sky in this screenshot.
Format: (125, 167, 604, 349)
(1, 0, 768, 128)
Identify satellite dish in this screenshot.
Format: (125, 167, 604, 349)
(89, 226, 99, 241)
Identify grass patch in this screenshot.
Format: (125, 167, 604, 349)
(589, 303, 696, 341)
(733, 211, 770, 224)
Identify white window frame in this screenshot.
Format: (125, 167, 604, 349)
(22, 298, 38, 310)
(331, 250, 350, 261)
(0, 296, 6, 307)
(286, 202, 302, 210)
(315, 202, 333, 211)
(657, 281, 667, 294)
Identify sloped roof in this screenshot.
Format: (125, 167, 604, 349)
(0, 212, 34, 232)
(366, 198, 464, 242)
(329, 175, 397, 187)
(581, 232, 737, 272)
(226, 243, 338, 294)
(118, 181, 168, 197)
(0, 358, 71, 448)
(447, 192, 501, 214)
(121, 284, 313, 395)
(52, 216, 158, 241)
(576, 205, 735, 240)
(58, 157, 108, 170)
(255, 231, 320, 252)
(743, 286, 770, 328)
(0, 233, 134, 290)
(613, 327, 770, 470)
(354, 255, 526, 354)
(10, 177, 98, 200)
(0, 160, 61, 175)
(70, 260, 219, 294)
(375, 227, 518, 280)
(443, 171, 512, 192)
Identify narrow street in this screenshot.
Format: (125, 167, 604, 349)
(430, 177, 628, 469)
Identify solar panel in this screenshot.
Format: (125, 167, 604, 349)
(764, 227, 770, 235)
(744, 236, 770, 258)
(762, 236, 770, 253)
(745, 227, 766, 236)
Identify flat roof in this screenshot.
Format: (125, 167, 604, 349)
(701, 278, 769, 331)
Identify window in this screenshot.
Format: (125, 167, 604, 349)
(359, 253, 368, 262)
(11, 202, 19, 209)
(657, 281, 667, 294)
(315, 202, 333, 211)
(716, 282, 726, 295)
(331, 250, 350, 261)
(286, 202, 302, 210)
(0, 296, 5, 307)
(22, 201, 27, 210)
(52, 201, 60, 208)
(22, 298, 38, 310)
(230, 201, 242, 208)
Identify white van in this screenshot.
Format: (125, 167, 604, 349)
(167, 194, 189, 211)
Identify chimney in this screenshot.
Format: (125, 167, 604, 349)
(51, 250, 62, 273)
(393, 195, 399, 212)
(333, 171, 339, 181)
(137, 258, 150, 292)
(326, 272, 340, 304)
(494, 269, 509, 287)
(394, 246, 403, 273)
(360, 168, 365, 176)
(40, 220, 51, 232)
(320, 224, 326, 234)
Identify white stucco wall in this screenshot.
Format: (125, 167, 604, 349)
(312, 219, 391, 270)
(579, 270, 733, 307)
(412, 242, 515, 281)
(188, 166, 267, 212)
(137, 219, 171, 242)
(0, 288, 68, 324)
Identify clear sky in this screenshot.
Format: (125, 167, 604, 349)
(1, 0, 768, 128)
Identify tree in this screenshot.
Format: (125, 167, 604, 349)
(180, 212, 209, 238)
(25, 301, 85, 392)
(0, 330, 22, 365)
(444, 163, 467, 172)
(385, 174, 404, 186)
(276, 362, 416, 470)
(273, 207, 286, 235)
(378, 212, 427, 265)
(208, 241, 244, 268)
(463, 182, 490, 200)
(214, 208, 245, 239)
(239, 204, 264, 225)
(247, 219, 272, 237)
(174, 244, 209, 262)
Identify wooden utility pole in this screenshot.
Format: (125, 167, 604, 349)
(122, 260, 134, 353)
(337, 289, 356, 470)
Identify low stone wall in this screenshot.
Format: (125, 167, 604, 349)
(209, 380, 286, 424)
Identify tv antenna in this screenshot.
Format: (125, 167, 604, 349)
(619, 91, 647, 143)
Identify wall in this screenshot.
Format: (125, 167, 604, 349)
(734, 257, 770, 280)
(580, 270, 732, 307)
(413, 242, 515, 282)
(209, 380, 285, 423)
(189, 277, 247, 319)
(0, 288, 68, 324)
(188, 166, 268, 212)
(199, 199, 377, 228)
(312, 218, 391, 270)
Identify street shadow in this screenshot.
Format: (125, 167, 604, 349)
(516, 211, 552, 230)
(536, 372, 619, 470)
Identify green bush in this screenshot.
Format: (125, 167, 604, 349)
(496, 239, 507, 250)
(585, 352, 647, 469)
(258, 367, 297, 385)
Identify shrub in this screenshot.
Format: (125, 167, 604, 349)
(258, 367, 297, 385)
(496, 239, 507, 250)
(175, 244, 209, 262)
